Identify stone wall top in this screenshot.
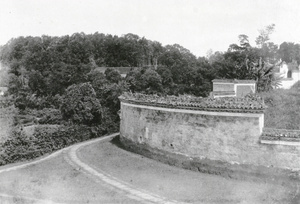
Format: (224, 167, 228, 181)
(261, 128, 300, 142)
(212, 79, 256, 84)
(119, 92, 266, 113)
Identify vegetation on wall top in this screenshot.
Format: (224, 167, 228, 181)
(261, 128, 300, 141)
(119, 92, 266, 113)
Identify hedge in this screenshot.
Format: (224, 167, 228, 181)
(0, 125, 104, 166)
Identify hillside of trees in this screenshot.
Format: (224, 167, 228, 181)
(0, 25, 299, 129)
(0, 33, 216, 98)
(0, 25, 299, 124)
(1, 25, 300, 100)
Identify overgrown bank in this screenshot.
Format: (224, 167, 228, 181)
(260, 82, 300, 130)
(0, 80, 120, 166)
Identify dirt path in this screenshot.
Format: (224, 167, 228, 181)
(0, 134, 141, 204)
(78, 137, 299, 204)
(0, 133, 298, 204)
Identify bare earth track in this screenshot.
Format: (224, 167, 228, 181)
(0, 133, 298, 204)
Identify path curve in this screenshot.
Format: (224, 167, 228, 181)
(0, 133, 183, 204)
(66, 133, 182, 204)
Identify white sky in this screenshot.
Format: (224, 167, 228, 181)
(1, 0, 300, 57)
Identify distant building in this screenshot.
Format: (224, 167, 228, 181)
(211, 79, 256, 98)
(274, 62, 300, 89)
(96, 67, 134, 78)
(0, 87, 8, 96)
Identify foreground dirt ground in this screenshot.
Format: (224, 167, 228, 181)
(0, 134, 298, 204)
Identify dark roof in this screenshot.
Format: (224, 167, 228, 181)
(95, 67, 135, 75)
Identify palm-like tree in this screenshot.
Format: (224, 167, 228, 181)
(247, 57, 282, 92)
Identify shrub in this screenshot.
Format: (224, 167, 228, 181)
(14, 94, 61, 110)
(105, 67, 122, 83)
(125, 67, 163, 94)
(0, 124, 105, 166)
(13, 114, 37, 126)
(0, 96, 14, 108)
(98, 107, 120, 134)
(37, 108, 63, 124)
(95, 81, 128, 115)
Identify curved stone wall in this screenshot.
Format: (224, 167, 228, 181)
(120, 99, 300, 181)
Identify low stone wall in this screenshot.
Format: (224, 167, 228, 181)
(119, 95, 300, 182)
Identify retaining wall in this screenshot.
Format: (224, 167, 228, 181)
(119, 98, 300, 182)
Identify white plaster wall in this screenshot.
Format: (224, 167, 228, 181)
(279, 71, 300, 89)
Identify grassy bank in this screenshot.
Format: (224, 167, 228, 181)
(260, 82, 300, 130)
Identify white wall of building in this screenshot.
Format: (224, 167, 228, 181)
(276, 63, 300, 89)
(279, 71, 300, 89)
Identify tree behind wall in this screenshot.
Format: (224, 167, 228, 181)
(60, 83, 102, 126)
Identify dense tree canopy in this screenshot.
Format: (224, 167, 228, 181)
(0, 32, 216, 99)
(1, 26, 299, 118)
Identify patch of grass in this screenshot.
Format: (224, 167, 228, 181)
(259, 86, 300, 130)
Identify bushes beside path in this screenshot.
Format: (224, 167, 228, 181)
(0, 124, 108, 166)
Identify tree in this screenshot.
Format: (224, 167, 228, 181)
(260, 42, 278, 63)
(212, 48, 259, 80)
(0, 62, 10, 87)
(104, 68, 122, 83)
(150, 41, 164, 69)
(140, 68, 163, 94)
(125, 67, 163, 94)
(88, 69, 108, 94)
(60, 83, 102, 125)
(68, 32, 94, 65)
(207, 51, 224, 64)
(89, 32, 106, 66)
(278, 42, 300, 64)
(28, 70, 47, 95)
(251, 58, 282, 92)
(228, 34, 251, 52)
(156, 66, 173, 87)
(96, 81, 128, 115)
(238, 34, 251, 49)
(255, 24, 275, 48)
